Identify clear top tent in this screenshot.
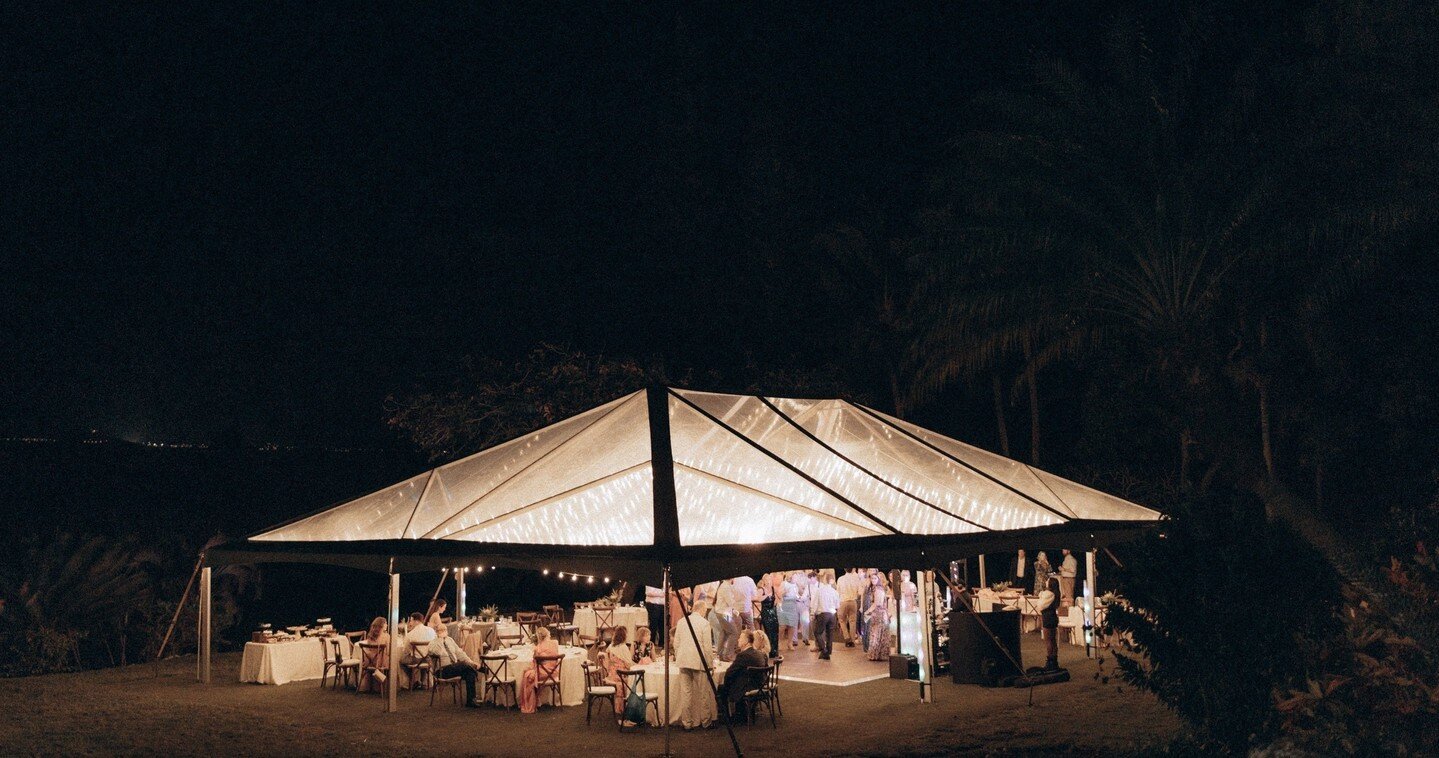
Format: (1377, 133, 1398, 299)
(208, 387, 1161, 582)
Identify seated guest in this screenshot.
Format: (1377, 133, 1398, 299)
(518, 627, 561, 713)
(719, 630, 768, 721)
(632, 626, 656, 664)
(604, 626, 635, 718)
(425, 598, 448, 630)
(403, 612, 437, 687)
(428, 623, 482, 707)
(357, 617, 390, 693)
(608, 625, 634, 664)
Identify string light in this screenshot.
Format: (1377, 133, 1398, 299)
(557, 572, 565, 579)
(542, 569, 548, 575)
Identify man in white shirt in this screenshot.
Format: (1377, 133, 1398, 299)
(402, 612, 437, 688)
(644, 584, 667, 647)
(714, 579, 743, 661)
(1059, 549, 1078, 607)
(812, 574, 841, 659)
(1012, 549, 1027, 588)
(731, 574, 757, 631)
(428, 624, 481, 706)
(672, 601, 718, 729)
(836, 568, 863, 646)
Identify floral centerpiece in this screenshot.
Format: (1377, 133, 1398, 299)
(478, 604, 499, 622)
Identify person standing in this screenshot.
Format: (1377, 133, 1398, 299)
(1012, 549, 1027, 589)
(899, 570, 918, 613)
(1033, 552, 1052, 595)
(1059, 549, 1078, 608)
(813, 573, 840, 660)
(777, 573, 801, 650)
(732, 574, 757, 631)
(714, 578, 743, 661)
(643, 584, 666, 648)
(836, 568, 862, 647)
(863, 573, 892, 662)
(1037, 574, 1061, 669)
(758, 575, 780, 658)
(672, 601, 718, 729)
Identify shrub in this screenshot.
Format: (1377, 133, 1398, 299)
(1102, 490, 1344, 752)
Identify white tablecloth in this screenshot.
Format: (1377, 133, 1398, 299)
(573, 606, 649, 639)
(633, 659, 729, 726)
(480, 644, 587, 706)
(453, 621, 522, 659)
(240, 636, 352, 685)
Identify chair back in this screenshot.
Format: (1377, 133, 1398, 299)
(593, 605, 616, 629)
(745, 663, 775, 694)
(328, 637, 345, 664)
(518, 618, 540, 644)
(580, 660, 604, 693)
(542, 604, 564, 624)
(619, 668, 647, 697)
(357, 641, 387, 676)
(533, 654, 564, 688)
(480, 654, 510, 687)
(497, 633, 522, 648)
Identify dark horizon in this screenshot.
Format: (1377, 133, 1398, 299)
(5, 2, 1297, 447)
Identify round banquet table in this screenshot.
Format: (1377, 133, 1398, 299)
(240, 635, 352, 685)
(452, 621, 522, 659)
(572, 606, 649, 639)
(479, 644, 587, 707)
(632, 659, 730, 726)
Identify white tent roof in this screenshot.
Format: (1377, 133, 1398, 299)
(245, 388, 1158, 563)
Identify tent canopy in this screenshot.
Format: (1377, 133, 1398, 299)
(209, 387, 1160, 582)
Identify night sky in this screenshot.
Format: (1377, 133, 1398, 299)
(4, 2, 1277, 446)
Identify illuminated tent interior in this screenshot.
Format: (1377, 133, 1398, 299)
(208, 386, 1161, 581)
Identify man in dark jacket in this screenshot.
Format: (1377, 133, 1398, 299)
(1038, 575, 1062, 670)
(719, 631, 768, 720)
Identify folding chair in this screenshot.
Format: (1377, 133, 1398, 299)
(580, 661, 617, 726)
(356, 642, 387, 695)
(321, 636, 359, 690)
(593, 605, 617, 642)
(741, 664, 779, 728)
(618, 668, 660, 728)
(480, 654, 516, 708)
(532, 654, 565, 709)
(427, 653, 464, 706)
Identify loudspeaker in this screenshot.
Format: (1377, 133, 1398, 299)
(889, 654, 918, 680)
(948, 609, 1022, 685)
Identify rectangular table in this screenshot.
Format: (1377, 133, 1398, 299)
(240, 636, 352, 685)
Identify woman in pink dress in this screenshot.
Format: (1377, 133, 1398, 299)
(604, 626, 635, 716)
(518, 627, 561, 713)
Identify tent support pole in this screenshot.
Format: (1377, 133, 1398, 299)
(387, 570, 400, 713)
(197, 566, 211, 684)
(673, 575, 743, 758)
(1085, 548, 1097, 658)
(919, 569, 934, 703)
(978, 554, 987, 588)
(457, 568, 466, 618)
(663, 564, 672, 758)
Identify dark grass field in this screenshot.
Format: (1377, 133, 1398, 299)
(0, 635, 1181, 756)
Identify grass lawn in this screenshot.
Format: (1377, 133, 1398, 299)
(0, 635, 1181, 756)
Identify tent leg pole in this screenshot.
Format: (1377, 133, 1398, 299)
(197, 566, 211, 684)
(457, 568, 466, 619)
(1085, 549, 1097, 658)
(978, 555, 986, 589)
(663, 565, 672, 758)
(387, 572, 400, 713)
(919, 569, 934, 703)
